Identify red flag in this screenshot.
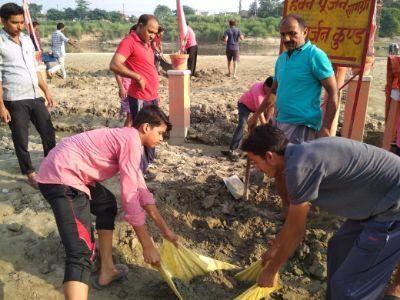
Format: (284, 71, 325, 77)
(177, 0, 188, 52)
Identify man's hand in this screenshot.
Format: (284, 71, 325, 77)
(44, 91, 55, 109)
(0, 106, 11, 123)
(119, 87, 127, 99)
(137, 77, 145, 91)
(247, 113, 259, 130)
(317, 126, 331, 138)
(257, 265, 279, 288)
(142, 244, 161, 267)
(163, 228, 179, 246)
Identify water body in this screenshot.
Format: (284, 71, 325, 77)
(77, 40, 281, 56)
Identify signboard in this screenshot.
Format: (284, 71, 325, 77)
(283, 0, 376, 67)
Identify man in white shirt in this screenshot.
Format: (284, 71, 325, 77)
(48, 22, 77, 79)
(0, 2, 56, 188)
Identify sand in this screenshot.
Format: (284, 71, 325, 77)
(0, 53, 388, 300)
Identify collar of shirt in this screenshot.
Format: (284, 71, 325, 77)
(286, 40, 311, 57)
(0, 29, 23, 43)
(130, 31, 150, 48)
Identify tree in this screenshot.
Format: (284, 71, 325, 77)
(258, 0, 282, 17)
(75, 0, 90, 20)
(183, 5, 196, 15)
(88, 8, 109, 20)
(248, 1, 258, 16)
(28, 3, 43, 19)
(108, 11, 125, 23)
(64, 8, 77, 20)
(154, 5, 173, 20)
(46, 9, 65, 21)
(380, 8, 400, 37)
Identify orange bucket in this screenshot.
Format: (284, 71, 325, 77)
(169, 53, 189, 70)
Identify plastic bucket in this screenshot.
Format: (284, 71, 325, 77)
(169, 54, 189, 70)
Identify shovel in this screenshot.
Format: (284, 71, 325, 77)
(242, 157, 251, 200)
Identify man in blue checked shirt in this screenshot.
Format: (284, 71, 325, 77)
(0, 2, 56, 188)
(48, 22, 77, 79)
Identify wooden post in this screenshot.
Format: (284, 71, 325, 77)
(341, 75, 372, 140)
(382, 99, 400, 150)
(167, 70, 191, 145)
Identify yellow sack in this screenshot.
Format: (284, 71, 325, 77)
(159, 239, 238, 300)
(234, 260, 263, 282)
(234, 283, 279, 300)
(234, 260, 280, 300)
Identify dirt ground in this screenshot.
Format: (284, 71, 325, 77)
(0, 54, 388, 299)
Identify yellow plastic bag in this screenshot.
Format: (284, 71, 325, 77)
(234, 260, 263, 282)
(158, 239, 238, 300)
(234, 283, 279, 300)
(234, 260, 280, 300)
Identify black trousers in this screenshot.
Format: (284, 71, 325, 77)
(4, 98, 55, 175)
(186, 45, 198, 76)
(38, 182, 117, 284)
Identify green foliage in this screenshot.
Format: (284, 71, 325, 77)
(28, 3, 43, 20)
(46, 9, 65, 21)
(75, 0, 90, 20)
(183, 5, 196, 15)
(380, 8, 400, 37)
(257, 0, 283, 18)
(154, 5, 173, 20)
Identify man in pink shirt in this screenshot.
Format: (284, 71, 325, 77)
(222, 76, 274, 159)
(110, 14, 160, 171)
(184, 21, 198, 76)
(36, 106, 178, 299)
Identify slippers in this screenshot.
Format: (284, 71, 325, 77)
(383, 295, 400, 300)
(91, 264, 129, 290)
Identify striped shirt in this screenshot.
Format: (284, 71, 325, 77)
(51, 30, 69, 58)
(0, 29, 40, 101)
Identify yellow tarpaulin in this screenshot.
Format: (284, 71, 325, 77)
(159, 239, 238, 300)
(234, 260, 280, 300)
(159, 241, 279, 300)
(234, 283, 278, 300)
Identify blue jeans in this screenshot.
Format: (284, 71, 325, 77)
(127, 97, 158, 172)
(327, 219, 400, 299)
(230, 102, 252, 150)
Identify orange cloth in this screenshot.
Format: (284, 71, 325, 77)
(386, 56, 400, 147)
(386, 56, 400, 118)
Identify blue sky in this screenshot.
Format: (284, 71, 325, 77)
(1, 1, 254, 16)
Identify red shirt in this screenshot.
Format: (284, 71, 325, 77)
(116, 32, 159, 101)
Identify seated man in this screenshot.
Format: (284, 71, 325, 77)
(242, 124, 400, 299)
(37, 106, 178, 300)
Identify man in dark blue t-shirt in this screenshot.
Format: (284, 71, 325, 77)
(242, 124, 400, 300)
(223, 20, 244, 78)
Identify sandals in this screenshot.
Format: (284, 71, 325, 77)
(91, 264, 129, 290)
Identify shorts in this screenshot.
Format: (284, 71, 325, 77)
(120, 98, 130, 114)
(226, 49, 240, 62)
(276, 121, 317, 144)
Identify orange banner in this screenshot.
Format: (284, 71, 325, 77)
(284, 0, 375, 67)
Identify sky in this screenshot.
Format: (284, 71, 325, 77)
(2, 0, 255, 16)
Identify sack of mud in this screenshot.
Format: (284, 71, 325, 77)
(234, 283, 278, 300)
(235, 260, 263, 282)
(234, 260, 280, 300)
(159, 240, 238, 299)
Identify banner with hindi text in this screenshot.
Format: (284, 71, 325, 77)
(283, 0, 376, 67)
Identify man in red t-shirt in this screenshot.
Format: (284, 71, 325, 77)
(110, 14, 159, 171)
